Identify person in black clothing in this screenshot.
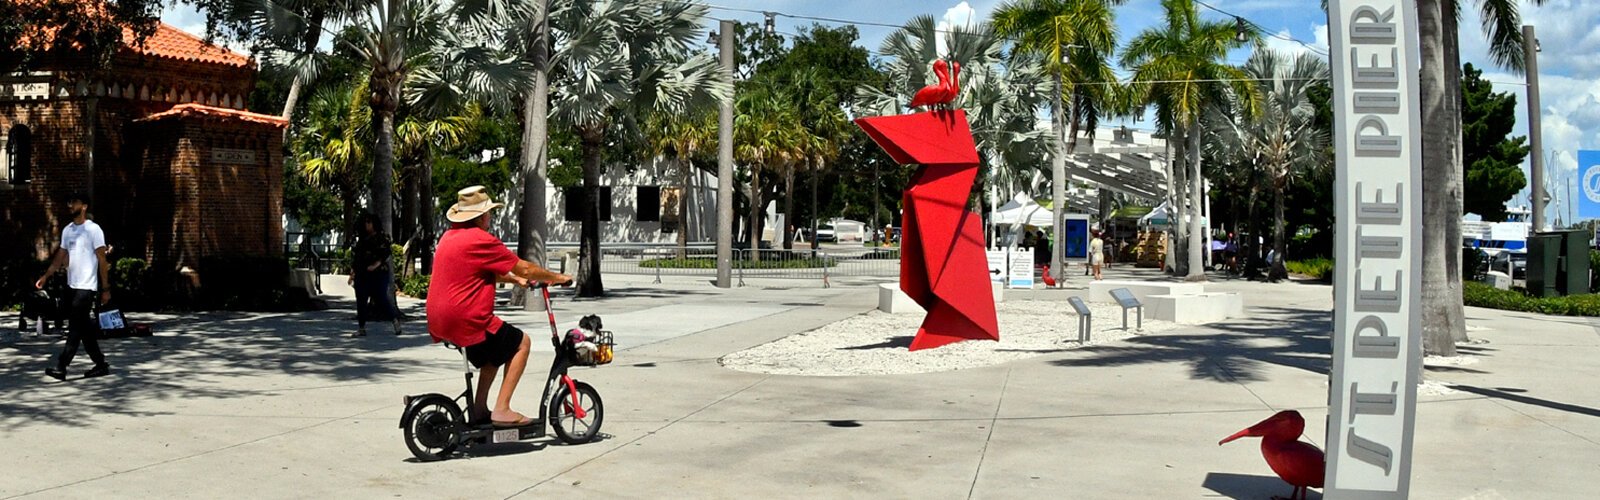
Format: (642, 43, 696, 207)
(350, 213, 401, 337)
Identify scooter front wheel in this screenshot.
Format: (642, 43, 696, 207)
(550, 382, 604, 445)
(402, 396, 463, 461)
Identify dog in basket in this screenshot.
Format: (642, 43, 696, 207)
(563, 315, 609, 365)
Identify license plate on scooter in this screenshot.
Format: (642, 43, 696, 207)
(492, 429, 520, 443)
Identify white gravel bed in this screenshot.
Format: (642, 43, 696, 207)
(721, 300, 1180, 376)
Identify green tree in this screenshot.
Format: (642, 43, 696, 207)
(1, 0, 160, 72)
(1211, 49, 1329, 275)
(292, 81, 372, 242)
(1460, 63, 1529, 222)
(546, 0, 729, 297)
(1120, 0, 1255, 280)
(1418, 0, 1545, 355)
(992, 0, 1126, 281)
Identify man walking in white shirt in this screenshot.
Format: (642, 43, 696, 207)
(37, 192, 112, 381)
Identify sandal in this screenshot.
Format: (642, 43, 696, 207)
(490, 411, 533, 428)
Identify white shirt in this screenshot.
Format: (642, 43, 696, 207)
(60, 220, 106, 291)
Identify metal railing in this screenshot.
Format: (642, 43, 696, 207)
(540, 244, 901, 286)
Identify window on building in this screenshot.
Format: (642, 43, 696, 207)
(563, 186, 612, 222)
(4, 124, 32, 185)
(637, 186, 661, 222)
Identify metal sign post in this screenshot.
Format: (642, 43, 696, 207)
(1326, 0, 1424, 497)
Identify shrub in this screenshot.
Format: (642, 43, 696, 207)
(0, 258, 48, 311)
(110, 258, 149, 310)
(1285, 258, 1334, 280)
(1463, 281, 1600, 316)
(398, 273, 430, 299)
(196, 256, 316, 311)
(1591, 250, 1600, 293)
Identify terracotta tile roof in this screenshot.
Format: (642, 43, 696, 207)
(124, 23, 253, 68)
(135, 103, 288, 128)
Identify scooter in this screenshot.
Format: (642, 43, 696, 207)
(400, 282, 612, 461)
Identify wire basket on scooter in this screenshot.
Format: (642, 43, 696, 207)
(571, 331, 614, 366)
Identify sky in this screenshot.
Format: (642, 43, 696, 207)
(160, 0, 1600, 224)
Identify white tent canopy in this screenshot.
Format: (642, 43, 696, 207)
(991, 193, 1054, 227)
(1140, 201, 1172, 227)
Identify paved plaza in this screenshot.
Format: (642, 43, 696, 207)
(2, 267, 1596, 499)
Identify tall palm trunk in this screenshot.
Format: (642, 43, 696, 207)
(372, 108, 397, 237)
(783, 165, 797, 250)
(513, 1, 551, 307)
(748, 165, 764, 261)
(577, 127, 606, 297)
(1418, 0, 1460, 356)
(1244, 181, 1260, 277)
(1170, 124, 1189, 275)
(421, 154, 435, 274)
(1273, 177, 1287, 278)
(401, 165, 418, 242)
(1186, 116, 1207, 281)
(1049, 71, 1067, 282)
(676, 157, 690, 259)
(1442, 0, 1468, 344)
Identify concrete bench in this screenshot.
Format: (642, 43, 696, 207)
(1147, 292, 1244, 324)
(1087, 280, 1205, 304)
(878, 283, 1004, 314)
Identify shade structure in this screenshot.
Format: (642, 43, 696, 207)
(855, 110, 1000, 351)
(991, 193, 1054, 226)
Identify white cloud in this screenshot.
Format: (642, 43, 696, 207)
(936, 1, 978, 56)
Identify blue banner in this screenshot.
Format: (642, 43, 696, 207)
(1580, 151, 1600, 220)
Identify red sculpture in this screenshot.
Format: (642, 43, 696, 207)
(908, 60, 962, 110)
(856, 87, 999, 350)
(1219, 410, 1326, 500)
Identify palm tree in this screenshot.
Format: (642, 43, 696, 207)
(443, 0, 556, 275)
(644, 109, 717, 258)
(734, 83, 803, 260)
(1121, 0, 1254, 281)
(546, 0, 728, 297)
(1211, 49, 1329, 278)
(1416, 0, 1546, 355)
(293, 81, 372, 243)
(337, 0, 446, 238)
(992, 0, 1124, 282)
(392, 103, 480, 273)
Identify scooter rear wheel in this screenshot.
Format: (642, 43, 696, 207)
(551, 382, 604, 445)
(403, 397, 463, 461)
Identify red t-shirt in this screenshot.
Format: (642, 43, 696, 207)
(426, 227, 520, 346)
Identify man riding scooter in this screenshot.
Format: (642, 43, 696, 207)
(427, 186, 572, 427)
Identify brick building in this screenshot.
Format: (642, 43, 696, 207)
(1, 22, 286, 280)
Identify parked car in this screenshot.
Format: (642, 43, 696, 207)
(815, 225, 837, 243)
(1483, 250, 1527, 289)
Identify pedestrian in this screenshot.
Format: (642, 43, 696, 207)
(299, 237, 322, 294)
(350, 212, 401, 337)
(37, 192, 111, 381)
(1090, 230, 1105, 281)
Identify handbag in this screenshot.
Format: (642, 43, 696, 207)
(97, 304, 127, 331)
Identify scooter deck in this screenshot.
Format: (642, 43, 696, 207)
(461, 421, 546, 445)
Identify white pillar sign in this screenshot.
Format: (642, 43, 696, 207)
(1326, 0, 1423, 497)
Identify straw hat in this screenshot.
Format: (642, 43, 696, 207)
(446, 185, 504, 223)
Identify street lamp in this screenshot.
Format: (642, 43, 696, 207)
(1234, 17, 1249, 43)
(763, 12, 776, 35)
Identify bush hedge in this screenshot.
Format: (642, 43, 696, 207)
(1285, 258, 1334, 280)
(398, 273, 430, 299)
(1463, 281, 1600, 316)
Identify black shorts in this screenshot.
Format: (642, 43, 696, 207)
(465, 323, 526, 369)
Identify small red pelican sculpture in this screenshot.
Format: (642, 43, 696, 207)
(1219, 410, 1326, 500)
(909, 59, 960, 109)
(1041, 264, 1057, 288)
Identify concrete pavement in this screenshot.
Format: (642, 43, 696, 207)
(1, 267, 1596, 499)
